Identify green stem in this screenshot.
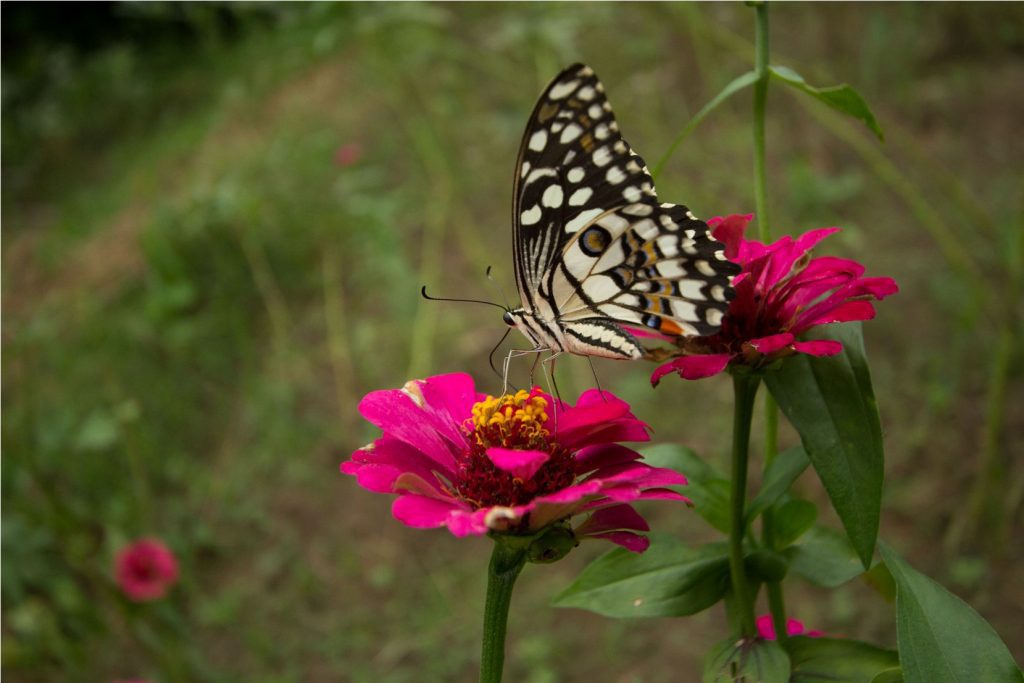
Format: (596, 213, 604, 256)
(752, 1, 771, 241)
(480, 540, 527, 683)
(729, 373, 760, 636)
(751, 1, 788, 641)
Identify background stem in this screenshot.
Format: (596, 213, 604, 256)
(729, 373, 760, 636)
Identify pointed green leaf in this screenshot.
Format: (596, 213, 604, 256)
(745, 445, 810, 525)
(765, 323, 883, 568)
(879, 544, 1023, 683)
(553, 534, 729, 618)
(641, 444, 730, 532)
(703, 636, 790, 683)
(786, 636, 899, 683)
(785, 525, 866, 588)
(768, 65, 884, 141)
(772, 499, 817, 548)
(871, 669, 905, 683)
(652, 70, 758, 179)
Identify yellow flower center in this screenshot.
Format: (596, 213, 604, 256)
(470, 389, 550, 449)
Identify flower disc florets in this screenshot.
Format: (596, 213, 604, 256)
(457, 390, 576, 508)
(342, 373, 691, 552)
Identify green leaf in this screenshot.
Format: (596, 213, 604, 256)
(652, 70, 758, 179)
(785, 525, 866, 588)
(746, 445, 810, 524)
(768, 65, 884, 141)
(879, 544, 1024, 683)
(871, 670, 905, 683)
(553, 534, 729, 618)
(745, 548, 788, 583)
(703, 636, 790, 683)
(786, 636, 900, 683)
(772, 499, 817, 548)
(765, 323, 883, 568)
(641, 444, 730, 532)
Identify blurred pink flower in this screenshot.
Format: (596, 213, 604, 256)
(653, 214, 898, 384)
(756, 614, 824, 640)
(115, 538, 179, 602)
(333, 142, 363, 167)
(342, 373, 690, 552)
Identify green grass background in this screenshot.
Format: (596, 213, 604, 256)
(3, 3, 1022, 681)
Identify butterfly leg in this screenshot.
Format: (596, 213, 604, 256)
(502, 348, 545, 395)
(586, 355, 609, 403)
(540, 352, 565, 427)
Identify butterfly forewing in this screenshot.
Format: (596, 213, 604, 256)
(510, 63, 739, 359)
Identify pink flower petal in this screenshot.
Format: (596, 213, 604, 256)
(792, 339, 843, 357)
(486, 447, 550, 480)
(343, 436, 454, 493)
(651, 354, 733, 385)
(392, 494, 464, 530)
(358, 389, 458, 469)
(799, 300, 877, 328)
(585, 531, 650, 552)
(575, 504, 650, 536)
(748, 333, 795, 355)
(573, 444, 643, 473)
(709, 213, 754, 260)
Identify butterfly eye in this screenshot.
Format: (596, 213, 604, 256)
(503, 311, 516, 326)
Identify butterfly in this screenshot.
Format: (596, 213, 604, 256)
(502, 63, 740, 361)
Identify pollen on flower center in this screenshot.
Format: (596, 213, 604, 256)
(454, 389, 576, 511)
(470, 389, 550, 449)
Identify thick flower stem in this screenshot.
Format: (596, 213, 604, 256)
(729, 373, 760, 636)
(480, 539, 527, 683)
(751, 0, 789, 642)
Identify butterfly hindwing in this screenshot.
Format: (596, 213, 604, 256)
(554, 202, 736, 337)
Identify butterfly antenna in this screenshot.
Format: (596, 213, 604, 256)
(484, 266, 513, 310)
(420, 285, 508, 312)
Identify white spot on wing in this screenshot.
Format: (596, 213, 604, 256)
(588, 104, 603, 119)
(606, 166, 626, 184)
(622, 204, 652, 217)
(521, 205, 542, 226)
(597, 212, 630, 233)
(568, 187, 593, 206)
(707, 309, 724, 327)
(567, 167, 585, 183)
(577, 85, 596, 101)
(696, 260, 716, 276)
(565, 207, 604, 233)
(560, 123, 583, 144)
(529, 130, 548, 152)
(711, 285, 726, 301)
(679, 280, 706, 300)
(622, 185, 642, 203)
(549, 80, 579, 100)
(542, 185, 564, 208)
(592, 146, 612, 167)
(520, 161, 531, 179)
(671, 300, 698, 321)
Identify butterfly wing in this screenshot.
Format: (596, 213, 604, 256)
(512, 63, 738, 357)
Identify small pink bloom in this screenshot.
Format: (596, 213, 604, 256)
(756, 614, 824, 640)
(342, 373, 691, 552)
(653, 214, 898, 384)
(333, 142, 363, 167)
(115, 538, 179, 602)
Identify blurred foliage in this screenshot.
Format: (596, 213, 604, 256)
(2, 3, 1022, 681)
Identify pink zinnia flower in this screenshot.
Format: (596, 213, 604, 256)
(333, 142, 363, 167)
(652, 214, 898, 384)
(115, 538, 179, 602)
(342, 373, 690, 552)
(756, 614, 824, 640)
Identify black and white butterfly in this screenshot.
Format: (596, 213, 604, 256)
(502, 63, 740, 361)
